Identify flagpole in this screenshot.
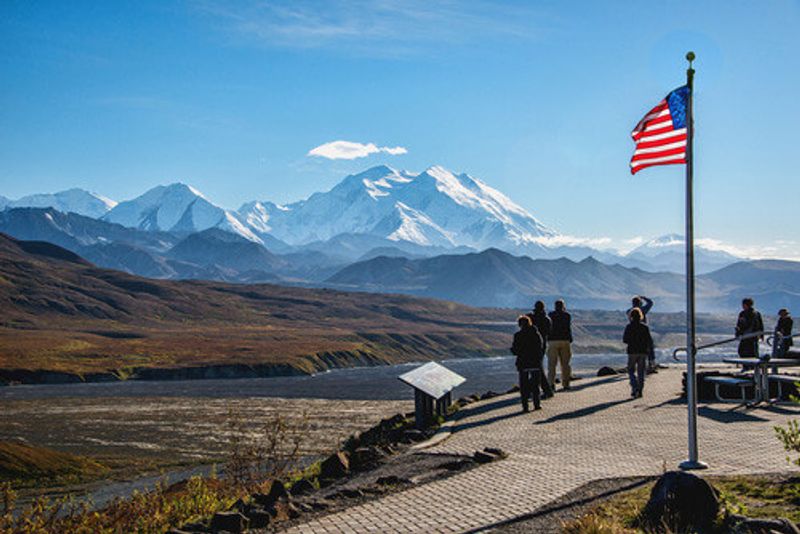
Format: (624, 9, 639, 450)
(679, 51, 708, 471)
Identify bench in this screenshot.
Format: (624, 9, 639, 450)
(767, 374, 800, 400)
(703, 376, 755, 402)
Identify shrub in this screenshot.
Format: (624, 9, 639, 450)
(774, 387, 800, 466)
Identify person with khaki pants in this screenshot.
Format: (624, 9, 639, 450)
(547, 299, 573, 391)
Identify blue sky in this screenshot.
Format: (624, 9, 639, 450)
(1, 1, 798, 257)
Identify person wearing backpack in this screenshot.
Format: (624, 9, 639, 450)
(623, 307, 653, 398)
(735, 297, 764, 358)
(527, 300, 554, 399)
(511, 315, 544, 412)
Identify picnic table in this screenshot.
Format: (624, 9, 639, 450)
(721, 357, 800, 404)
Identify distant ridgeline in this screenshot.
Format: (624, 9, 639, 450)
(1, 165, 796, 312)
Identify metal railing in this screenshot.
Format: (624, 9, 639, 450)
(672, 331, 800, 361)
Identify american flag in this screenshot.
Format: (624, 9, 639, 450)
(630, 85, 690, 174)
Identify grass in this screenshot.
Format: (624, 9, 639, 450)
(0, 475, 236, 534)
(0, 442, 109, 488)
(562, 475, 800, 533)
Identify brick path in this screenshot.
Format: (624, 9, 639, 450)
(282, 368, 800, 533)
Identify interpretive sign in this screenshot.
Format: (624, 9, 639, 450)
(398, 362, 466, 430)
(398, 361, 465, 399)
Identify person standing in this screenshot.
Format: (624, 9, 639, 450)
(548, 299, 573, 391)
(626, 295, 656, 371)
(775, 308, 793, 356)
(511, 315, 544, 412)
(527, 301, 554, 398)
(623, 308, 653, 398)
(735, 297, 764, 358)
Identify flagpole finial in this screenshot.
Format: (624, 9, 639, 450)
(686, 51, 695, 67)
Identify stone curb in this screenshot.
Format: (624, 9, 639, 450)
(410, 418, 456, 450)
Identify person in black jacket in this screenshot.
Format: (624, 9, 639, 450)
(775, 308, 793, 356)
(527, 301, 554, 398)
(736, 297, 764, 357)
(623, 307, 653, 398)
(511, 315, 544, 412)
(547, 299, 573, 391)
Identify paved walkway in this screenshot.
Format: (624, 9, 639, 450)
(282, 368, 800, 533)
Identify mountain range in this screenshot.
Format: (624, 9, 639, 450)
(2, 164, 786, 312)
(1, 165, 743, 269)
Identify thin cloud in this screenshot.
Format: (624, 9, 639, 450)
(192, 0, 545, 57)
(531, 235, 613, 249)
(308, 140, 407, 160)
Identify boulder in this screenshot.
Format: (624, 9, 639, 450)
(210, 511, 249, 533)
(319, 451, 350, 480)
(269, 501, 301, 521)
(350, 446, 384, 470)
(289, 478, 316, 497)
(252, 479, 288, 508)
(597, 366, 618, 377)
(246, 508, 272, 529)
(480, 391, 500, 400)
(506, 385, 521, 394)
(640, 471, 719, 532)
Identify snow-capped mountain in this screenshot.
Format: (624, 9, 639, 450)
(103, 183, 261, 243)
(3, 188, 117, 218)
(624, 233, 742, 273)
(238, 165, 555, 252)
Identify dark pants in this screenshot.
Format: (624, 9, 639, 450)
(519, 368, 541, 411)
(628, 353, 646, 396)
(540, 372, 554, 397)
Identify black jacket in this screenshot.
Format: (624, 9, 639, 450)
(736, 308, 764, 337)
(777, 315, 793, 347)
(623, 321, 653, 355)
(511, 325, 544, 370)
(527, 311, 552, 349)
(548, 310, 572, 342)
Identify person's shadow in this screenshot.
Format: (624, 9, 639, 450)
(533, 398, 630, 425)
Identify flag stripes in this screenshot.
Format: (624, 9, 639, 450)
(630, 86, 689, 174)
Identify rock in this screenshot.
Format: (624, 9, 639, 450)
(252, 479, 289, 508)
(455, 396, 472, 407)
(728, 515, 800, 534)
(289, 478, 316, 497)
(480, 391, 499, 400)
(402, 429, 426, 442)
(468, 394, 481, 402)
(246, 508, 272, 529)
(597, 366, 618, 376)
(506, 385, 521, 394)
(319, 451, 350, 480)
(437, 459, 473, 471)
(309, 499, 331, 511)
(210, 511, 249, 533)
(350, 446, 384, 470)
(333, 488, 364, 499)
(269, 501, 301, 521)
(483, 447, 507, 458)
(473, 450, 500, 463)
(640, 471, 719, 532)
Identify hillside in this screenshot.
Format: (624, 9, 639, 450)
(0, 233, 511, 381)
(326, 248, 800, 312)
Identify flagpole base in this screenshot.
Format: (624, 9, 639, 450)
(679, 459, 709, 471)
